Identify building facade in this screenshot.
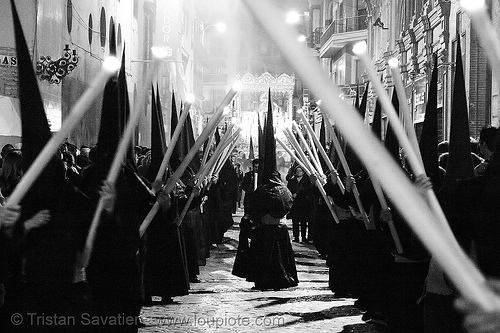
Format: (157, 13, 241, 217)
(308, 0, 497, 141)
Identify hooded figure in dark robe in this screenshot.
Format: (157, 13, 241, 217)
(142, 87, 190, 304)
(5, 2, 92, 332)
(233, 90, 297, 290)
(82, 44, 156, 332)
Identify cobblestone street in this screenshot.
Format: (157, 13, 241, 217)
(139, 210, 386, 333)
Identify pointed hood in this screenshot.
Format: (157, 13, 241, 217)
(446, 38, 474, 180)
(385, 89, 400, 164)
(248, 135, 255, 160)
(372, 98, 382, 141)
(146, 86, 166, 182)
(247, 89, 292, 219)
(343, 82, 369, 176)
(419, 53, 441, 187)
(262, 89, 278, 181)
(214, 126, 221, 146)
(358, 81, 369, 120)
(11, 0, 65, 210)
(257, 112, 265, 181)
(354, 83, 360, 110)
(117, 45, 135, 165)
(184, 104, 200, 174)
(179, 102, 190, 160)
(118, 45, 129, 136)
(320, 117, 326, 149)
(170, 91, 182, 171)
(94, 76, 120, 167)
(318, 116, 330, 172)
(12, 1, 51, 170)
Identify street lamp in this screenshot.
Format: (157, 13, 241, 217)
(286, 11, 302, 25)
(202, 22, 227, 45)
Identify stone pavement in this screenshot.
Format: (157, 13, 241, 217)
(139, 210, 386, 333)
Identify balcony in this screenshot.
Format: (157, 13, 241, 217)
(319, 15, 368, 58)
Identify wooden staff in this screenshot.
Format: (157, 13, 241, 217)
(207, 127, 241, 190)
(322, 119, 373, 230)
(201, 111, 229, 170)
(139, 88, 238, 236)
(276, 135, 340, 224)
(283, 127, 316, 175)
(297, 109, 345, 193)
(173, 131, 240, 228)
(7, 57, 120, 206)
(301, 112, 322, 174)
(78, 53, 166, 270)
(292, 121, 324, 178)
(207, 124, 235, 180)
(154, 101, 192, 184)
(359, 44, 483, 280)
(282, 128, 340, 223)
(242, 0, 498, 310)
(214, 133, 242, 177)
(388, 59, 423, 165)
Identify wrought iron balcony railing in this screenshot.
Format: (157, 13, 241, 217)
(320, 15, 368, 46)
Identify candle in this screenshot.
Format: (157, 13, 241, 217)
(276, 135, 340, 224)
(7, 57, 120, 206)
(139, 86, 238, 235)
(297, 109, 345, 193)
(81, 51, 166, 269)
(242, 0, 497, 310)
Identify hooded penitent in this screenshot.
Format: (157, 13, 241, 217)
(372, 98, 382, 141)
(446, 38, 474, 180)
(384, 89, 401, 165)
(419, 53, 441, 188)
(169, 91, 182, 171)
(248, 135, 255, 160)
(145, 86, 166, 183)
(12, 0, 66, 212)
(247, 89, 292, 219)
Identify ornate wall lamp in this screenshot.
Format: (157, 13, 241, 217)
(35, 44, 79, 84)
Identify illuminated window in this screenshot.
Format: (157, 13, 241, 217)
(100, 7, 107, 48)
(66, 0, 73, 33)
(88, 14, 93, 44)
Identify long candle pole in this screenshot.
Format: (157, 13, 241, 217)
(358, 43, 483, 281)
(276, 135, 340, 224)
(7, 57, 120, 206)
(241, 0, 498, 309)
(292, 121, 325, 179)
(174, 131, 241, 228)
(139, 87, 238, 235)
(297, 109, 345, 193)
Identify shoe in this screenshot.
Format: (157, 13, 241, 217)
(293, 238, 299, 242)
(301, 238, 310, 243)
(189, 277, 201, 283)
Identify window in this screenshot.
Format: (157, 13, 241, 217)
(66, 0, 73, 33)
(100, 7, 107, 48)
(88, 14, 93, 44)
(109, 17, 115, 46)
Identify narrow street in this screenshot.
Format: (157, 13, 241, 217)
(139, 210, 386, 333)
